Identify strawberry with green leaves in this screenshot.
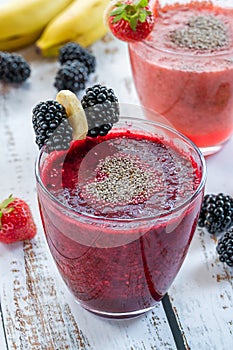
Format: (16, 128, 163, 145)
(0, 195, 37, 244)
(107, 0, 154, 42)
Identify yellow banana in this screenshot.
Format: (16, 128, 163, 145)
(36, 0, 110, 57)
(56, 90, 88, 141)
(0, 0, 74, 51)
(69, 19, 109, 49)
(0, 31, 40, 52)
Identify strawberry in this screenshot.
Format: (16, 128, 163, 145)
(107, 0, 154, 43)
(0, 195, 37, 244)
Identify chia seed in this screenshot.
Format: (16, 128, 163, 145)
(169, 15, 228, 50)
(83, 153, 157, 205)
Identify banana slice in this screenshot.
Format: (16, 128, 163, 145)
(56, 90, 88, 140)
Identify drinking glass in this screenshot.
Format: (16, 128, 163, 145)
(36, 107, 206, 318)
(128, 0, 233, 155)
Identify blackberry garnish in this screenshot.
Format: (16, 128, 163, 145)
(32, 100, 72, 152)
(216, 228, 233, 267)
(198, 193, 233, 234)
(0, 52, 31, 83)
(58, 42, 96, 74)
(81, 84, 120, 137)
(54, 60, 88, 93)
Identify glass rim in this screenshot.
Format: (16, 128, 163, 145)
(35, 116, 207, 223)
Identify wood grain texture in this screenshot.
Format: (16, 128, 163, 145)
(0, 232, 177, 350)
(1, 238, 91, 350)
(0, 0, 233, 348)
(170, 137, 233, 350)
(0, 306, 8, 350)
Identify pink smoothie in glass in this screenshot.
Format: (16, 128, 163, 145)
(37, 123, 205, 317)
(129, 1, 233, 153)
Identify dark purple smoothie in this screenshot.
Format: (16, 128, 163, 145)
(37, 126, 204, 316)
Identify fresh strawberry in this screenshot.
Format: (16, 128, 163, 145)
(0, 195, 37, 244)
(107, 0, 154, 43)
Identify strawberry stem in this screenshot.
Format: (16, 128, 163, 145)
(110, 0, 152, 31)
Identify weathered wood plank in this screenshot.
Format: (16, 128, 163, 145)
(1, 1, 232, 346)
(1, 234, 177, 350)
(0, 238, 91, 350)
(169, 137, 233, 350)
(0, 307, 8, 350)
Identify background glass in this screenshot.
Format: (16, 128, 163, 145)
(128, 0, 233, 155)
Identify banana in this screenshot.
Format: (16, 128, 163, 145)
(67, 19, 109, 49)
(56, 90, 88, 141)
(0, 0, 74, 51)
(36, 0, 110, 57)
(0, 31, 41, 52)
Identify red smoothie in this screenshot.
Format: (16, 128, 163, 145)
(37, 123, 205, 317)
(129, 1, 233, 153)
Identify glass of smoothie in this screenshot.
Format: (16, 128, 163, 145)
(35, 104, 206, 318)
(128, 0, 233, 155)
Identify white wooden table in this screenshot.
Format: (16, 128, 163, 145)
(0, 2, 233, 349)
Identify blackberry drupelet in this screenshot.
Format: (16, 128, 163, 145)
(32, 100, 72, 152)
(54, 60, 88, 93)
(216, 228, 233, 267)
(81, 84, 120, 137)
(0, 52, 31, 83)
(198, 193, 233, 234)
(0, 52, 7, 78)
(58, 42, 96, 74)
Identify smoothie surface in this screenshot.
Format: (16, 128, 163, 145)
(40, 129, 201, 219)
(146, 1, 233, 70)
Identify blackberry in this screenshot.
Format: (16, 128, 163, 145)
(54, 60, 88, 93)
(32, 100, 72, 152)
(81, 84, 120, 137)
(198, 193, 233, 234)
(216, 228, 233, 267)
(0, 52, 7, 78)
(0, 51, 31, 83)
(58, 42, 96, 74)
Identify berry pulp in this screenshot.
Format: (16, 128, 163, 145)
(128, 1, 233, 154)
(37, 127, 204, 317)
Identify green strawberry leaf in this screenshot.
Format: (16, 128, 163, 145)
(110, 8, 123, 16)
(0, 194, 15, 210)
(0, 194, 15, 229)
(110, 0, 152, 31)
(135, 0, 149, 7)
(139, 11, 147, 22)
(110, 4, 128, 16)
(113, 13, 125, 23)
(130, 16, 138, 31)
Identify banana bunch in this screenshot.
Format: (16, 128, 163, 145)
(36, 0, 110, 57)
(0, 0, 110, 56)
(0, 0, 73, 51)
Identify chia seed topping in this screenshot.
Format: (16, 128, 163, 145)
(83, 154, 157, 205)
(169, 15, 228, 50)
